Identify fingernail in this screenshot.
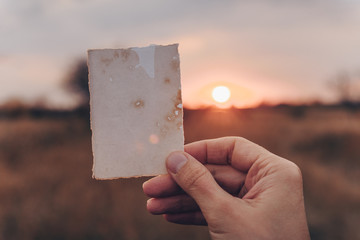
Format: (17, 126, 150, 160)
(142, 180, 149, 190)
(167, 152, 188, 174)
(146, 198, 154, 211)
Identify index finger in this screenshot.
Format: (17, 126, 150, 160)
(184, 137, 273, 172)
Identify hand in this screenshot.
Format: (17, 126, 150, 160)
(143, 137, 310, 240)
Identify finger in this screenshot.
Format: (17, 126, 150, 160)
(143, 165, 246, 198)
(143, 174, 183, 198)
(166, 151, 231, 215)
(206, 164, 246, 195)
(146, 194, 199, 215)
(164, 212, 207, 225)
(185, 137, 273, 172)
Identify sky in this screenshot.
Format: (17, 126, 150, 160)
(1, 0, 360, 108)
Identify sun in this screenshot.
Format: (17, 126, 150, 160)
(212, 86, 231, 103)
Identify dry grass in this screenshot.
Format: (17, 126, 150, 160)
(0, 106, 359, 240)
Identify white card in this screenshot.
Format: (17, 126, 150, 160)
(88, 44, 184, 179)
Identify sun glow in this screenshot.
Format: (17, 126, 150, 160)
(212, 86, 231, 103)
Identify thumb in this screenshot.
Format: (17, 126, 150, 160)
(166, 151, 230, 214)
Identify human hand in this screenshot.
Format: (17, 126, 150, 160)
(143, 137, 310, 240)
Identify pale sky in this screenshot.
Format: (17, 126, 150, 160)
(1, 0, 360, 108)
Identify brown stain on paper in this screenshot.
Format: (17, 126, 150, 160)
(174, 89, 182, 109)
(155, 89, 183, 139)
(164, 78, 171, 84)
(132, 99, 145, 108)
(171, 59, 180, 72)
(164, 89, 183, 131)
(101, 58, 113, 66)
(121, 49, 131, 61)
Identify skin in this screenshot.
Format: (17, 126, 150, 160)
(143, 137, 310, 240)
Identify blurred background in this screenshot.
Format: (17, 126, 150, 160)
(0, 0, 359, 239)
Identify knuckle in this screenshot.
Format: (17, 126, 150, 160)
(282, 161, 303, 184)
(182, 166, 208, 191)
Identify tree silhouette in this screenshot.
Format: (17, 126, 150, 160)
(328, 71, 360, 110)
(63, 59, 89, 108)
(329, 72, 351, 104)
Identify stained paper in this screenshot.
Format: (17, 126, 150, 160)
(88, 44, 184, 179)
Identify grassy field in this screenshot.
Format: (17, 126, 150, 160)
(0, 106, 359, 240)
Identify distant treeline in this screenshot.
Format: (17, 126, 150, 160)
(0, 105, 90, 119)
(4, 58, 358, 120)
(0, 102, 359, 120)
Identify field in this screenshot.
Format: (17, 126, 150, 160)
(0, 106, 359, 240)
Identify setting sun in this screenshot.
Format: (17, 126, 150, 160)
(212, 86, 231, 103)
